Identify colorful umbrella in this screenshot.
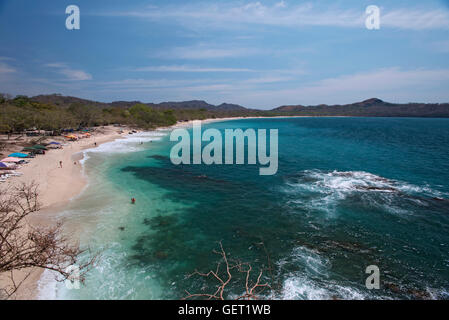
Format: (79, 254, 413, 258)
(1, 157, 22, 163)
(8, 152, 29, 158)
(32, 145, 48, 150)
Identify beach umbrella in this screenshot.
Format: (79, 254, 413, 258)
(8, 152, 29, 158)
(0, 162, 7, 168)
(1, 157, 22, 163)
(32, 145, 48, 150)
(22, 147, 43, 154)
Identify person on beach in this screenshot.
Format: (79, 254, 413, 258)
(59, 161, 63, 168)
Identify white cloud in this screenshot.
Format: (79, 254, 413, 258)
(133, 65, 253, 72)
(59, 69, 92, 81)
(151, 45, 259, 59)
(235, 67, 449, 106)
(103, 2, 362, 28)
(45, 62, 92, 81)
(298, 67, 449, 95)
(0, 62, 16, 74)
(382, 8, 449, 30)
(243, 76, 294, 84)
(275, 1, 287, 9)
(149, 43, 314, 60)
(100, 2, 449, 30)
(97, 78, 211, 90)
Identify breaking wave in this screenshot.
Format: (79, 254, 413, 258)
(276, 246, 372, 300)
(83, 131, 167, 156)
(281, 170, 447, 215)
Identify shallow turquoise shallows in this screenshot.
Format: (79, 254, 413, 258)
(39, 118, 449, 300)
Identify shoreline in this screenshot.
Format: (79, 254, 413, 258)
(0, 125, 126, 299)
(0, 115, 320, 299)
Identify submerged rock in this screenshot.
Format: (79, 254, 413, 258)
(154, 251, 169, 259)
(356, 186, 398, 192)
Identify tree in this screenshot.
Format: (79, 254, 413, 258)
(0, 105, 32, 133)
(0, 182, 98, 299)
(184, 242, 271, 300)
(68, 103, 103, 127)
(12, 95, 31, 107)
(0, 141, 6, 155)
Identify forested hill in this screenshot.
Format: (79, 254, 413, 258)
(0, 94, 259, 133)
(274, 98, 449, 117)
(30, 94, 449, 117)
(30, 94, 247, 111)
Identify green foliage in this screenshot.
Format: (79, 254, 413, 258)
(0, 94, 264, 134)
(65, 103, 109, 127)
(0, 101, 78, 133)
(128, 104, 177, 128)
(12, 95, 31, 107)
(0, 99, 184, 134)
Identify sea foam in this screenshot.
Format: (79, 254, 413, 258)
(84, 131, 167, 156)
(282, 170, 447, 216)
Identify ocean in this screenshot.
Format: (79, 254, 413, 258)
(38, 117, 449, 300)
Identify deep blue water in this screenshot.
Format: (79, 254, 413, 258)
(56, 117, 449, 300)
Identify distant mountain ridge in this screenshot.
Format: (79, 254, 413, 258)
(30, 94, 247, 111)
(29, 94, 449, 117)
(273, 98, 449, 117)
(274, 98, 394, 111)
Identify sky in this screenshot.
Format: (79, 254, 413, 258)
(1, 0, 449, 109)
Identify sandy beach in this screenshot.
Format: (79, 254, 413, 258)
(0, 125, 127, 299)
(8, 128, 123, 209)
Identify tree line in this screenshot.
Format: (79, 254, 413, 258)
(0, 94, 182, 133)
(3, 93, 448, 135)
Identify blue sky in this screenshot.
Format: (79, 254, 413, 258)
(1, 0, 449, 109)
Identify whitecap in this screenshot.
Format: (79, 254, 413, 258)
(85, 131, 167, 155)
(282, 169, 447, 215)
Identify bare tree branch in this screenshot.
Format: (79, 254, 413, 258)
(0, 182, 98, 299)
(183, 241, 271, 300)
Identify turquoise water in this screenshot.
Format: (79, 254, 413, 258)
(41, 118, 449, 300)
